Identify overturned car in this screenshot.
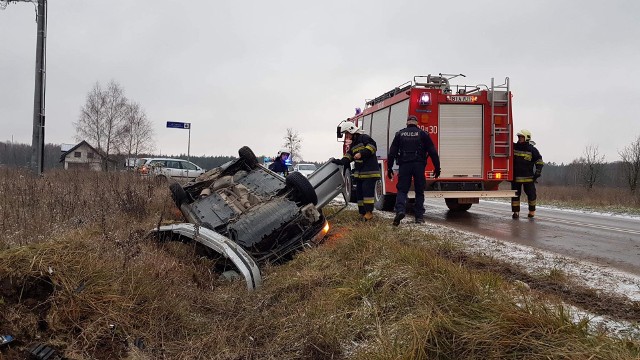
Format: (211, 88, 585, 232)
(151, 146, 345, 290)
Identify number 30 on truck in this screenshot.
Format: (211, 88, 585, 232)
(337, 73, 517, 212)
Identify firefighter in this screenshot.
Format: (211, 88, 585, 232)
(332, 121, 381, 221)
(269, 149, 290, 176)
(388, 115, 440, 226)
(511, 129, 544, 219)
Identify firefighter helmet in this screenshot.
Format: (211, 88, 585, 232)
(517, 129, 532, 142)
(277, 148, 290, 157)
(339, 121, 363, 135)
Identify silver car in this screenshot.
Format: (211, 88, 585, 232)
(150, 146, 347, 290)
(135, 158, 205, 181)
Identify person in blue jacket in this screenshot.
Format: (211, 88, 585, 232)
(387, 115, 440, 226)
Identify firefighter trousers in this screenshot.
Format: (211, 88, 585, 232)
(394, 162, 427, 218)
(356, 178, 376, 215)
(511, 181, 537, 212)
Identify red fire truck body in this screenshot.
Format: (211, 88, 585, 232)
(339, 74, 516, 211)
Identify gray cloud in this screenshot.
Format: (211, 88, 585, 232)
(1, 0, 639, 163)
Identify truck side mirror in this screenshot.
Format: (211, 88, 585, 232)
(337, 126, 343, 139)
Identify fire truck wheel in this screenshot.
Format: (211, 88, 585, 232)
(343, 168, 357, 203)
(286, 172, 318, 205)
(374, 179, 396, 211)
(445, 198, 472, 212)
(238, 146, 259, 169)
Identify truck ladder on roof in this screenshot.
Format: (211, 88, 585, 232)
(489, 77, 512, 172)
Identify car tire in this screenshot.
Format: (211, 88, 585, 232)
(374, 178, 396, 211)
(445, 198, 472, 212)
(170, 182, 189, 207)
(286, 171, 318, 205)
(343, 167, 357, 203)
(238, 146, 259, 169)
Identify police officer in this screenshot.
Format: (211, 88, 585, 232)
(269, 149, 290, 176)
(388, 115, 440, 226)
(512, 129, 544, 219)
(332, 121, 381, 221)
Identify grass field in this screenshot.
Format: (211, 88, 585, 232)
(1, 169, 639, 359)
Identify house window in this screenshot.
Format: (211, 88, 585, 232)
(74, 152, 81, 158)
(87, 152, 94, 159)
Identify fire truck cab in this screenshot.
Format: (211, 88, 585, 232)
(338, 73, 516, 212)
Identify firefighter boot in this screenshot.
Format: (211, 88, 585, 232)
(392, 213, 405, 226)
(363, 211, 374, 221)
(528, 211, 535, 218)
(512, 212, 519, 219)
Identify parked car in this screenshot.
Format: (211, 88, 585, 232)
(293, 163, 317, 178)
(150, 146, 346, 290)
(135, 158, 205, 181)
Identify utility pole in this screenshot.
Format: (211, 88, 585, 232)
(2, 0, 48, 175)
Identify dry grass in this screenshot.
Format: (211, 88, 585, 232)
(537, 185, 640, 213)
(0, 169, 639, 359)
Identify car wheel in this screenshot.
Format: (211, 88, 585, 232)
(373, 179, 396, 211)
(170, 182, 189, 207)
(238, 146, 259, 169)
(343, 167, 357, 203)
(286, 171, 318, 205)
(445, 198, 472, 212)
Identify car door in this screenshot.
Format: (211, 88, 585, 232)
(180, 160, 201, 179)
(165, 160, 183, 179)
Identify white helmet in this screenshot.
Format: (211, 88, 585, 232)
(339, 121, 363, 135)
(516, 129, 532, 142)
(277, 148, 290, 157)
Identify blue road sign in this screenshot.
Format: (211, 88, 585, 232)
(166, 121, 191, 129)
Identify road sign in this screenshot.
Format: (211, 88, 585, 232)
(166, 121, 191, 129)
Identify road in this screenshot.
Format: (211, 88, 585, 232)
(421, 200, 640, 276)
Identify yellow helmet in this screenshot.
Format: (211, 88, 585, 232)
(517, 129, 532, 142)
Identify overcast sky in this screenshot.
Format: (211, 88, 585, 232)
(1, 0, 639, 164)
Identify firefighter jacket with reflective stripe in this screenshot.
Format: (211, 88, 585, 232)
(513, 141, 543, 183)
(387, 125, 440, 169)
(340, 134, 381, 179)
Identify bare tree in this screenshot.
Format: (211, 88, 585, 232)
(122, 102, 155, 161)
(74, 80, 136, 170)
(575, 144, 605, 189)
(282, 128, 303, 162)
(619, 135, 640, 194)
(74, 82, 106, 154)
(102, 81, 128, 159)
(74, 81, 126, 167)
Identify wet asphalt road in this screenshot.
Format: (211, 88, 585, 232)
(420, 200, 640, 276)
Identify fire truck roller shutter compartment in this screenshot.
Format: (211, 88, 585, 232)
(388, 99, 411, 151)
(439, 104, 483, 178)
(371, 108, 390, 158)
(362, 114, 373, 136)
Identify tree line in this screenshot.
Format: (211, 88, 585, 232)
(541, 136, 640, 194)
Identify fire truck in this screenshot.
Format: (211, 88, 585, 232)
(337, 73, 516, 212)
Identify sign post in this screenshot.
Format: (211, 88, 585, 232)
(166, 121, 191, 161)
